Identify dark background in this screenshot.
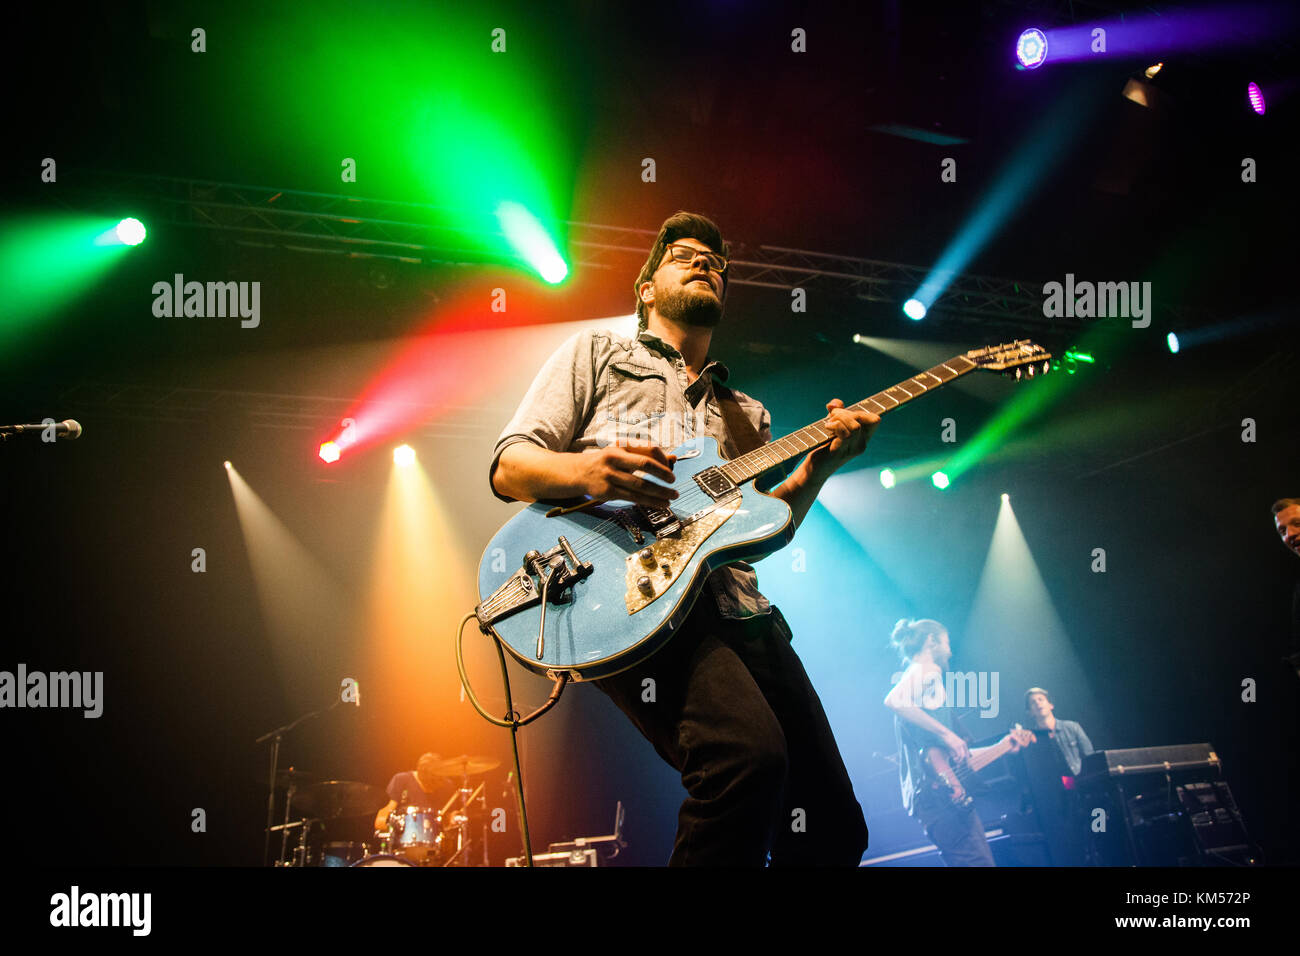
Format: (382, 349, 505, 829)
(2, 0, 1296, 867)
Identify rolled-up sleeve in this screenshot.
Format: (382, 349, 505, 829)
(489, 330, 596, 502)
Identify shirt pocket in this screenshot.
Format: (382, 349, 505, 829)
(604, 360, 668, 433)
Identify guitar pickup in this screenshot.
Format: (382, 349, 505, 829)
(636, 505, 682, 538)
(694, 467, 736, 500)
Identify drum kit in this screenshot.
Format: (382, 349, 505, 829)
(266, 755, 502, 867)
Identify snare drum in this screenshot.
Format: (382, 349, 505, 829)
(390, 807, 443, 863)
(320, 842, 369, 867)
(351, 854, 417, 867)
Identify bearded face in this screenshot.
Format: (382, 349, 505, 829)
(645, 239, 725, 327)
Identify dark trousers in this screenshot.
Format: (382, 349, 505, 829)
(915, 793, 995, 867)
(593, 600, 869, 866)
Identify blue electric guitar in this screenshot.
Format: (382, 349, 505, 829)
(476, 340, 1051, 681)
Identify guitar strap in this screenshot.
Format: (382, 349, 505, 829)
(710, 379, 764, 458)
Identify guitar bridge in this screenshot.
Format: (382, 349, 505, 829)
(475, 536, 593, 628)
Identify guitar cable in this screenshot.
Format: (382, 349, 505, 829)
(455, 612, 570, 867)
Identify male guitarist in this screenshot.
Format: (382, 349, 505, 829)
(884, 618, 1032, 866)
(489, 211, 877, 866)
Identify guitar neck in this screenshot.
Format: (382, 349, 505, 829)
(717, 353, 980, 485)
(967, 738, 1016, 774)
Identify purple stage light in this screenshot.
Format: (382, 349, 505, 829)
(1247, 82, 1266, 114)
(1016, 28, 1048, 69)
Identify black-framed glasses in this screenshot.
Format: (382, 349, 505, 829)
(664, 242, 727, 273)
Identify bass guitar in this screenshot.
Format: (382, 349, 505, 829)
(918, 724, 1038, 808)
(476, 340, 1051, 681)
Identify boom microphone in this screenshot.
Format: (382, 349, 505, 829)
(0, 419, 83, 439)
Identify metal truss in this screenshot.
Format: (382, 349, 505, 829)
(45, 380, 503, 442)
(57, 169, 1189, 330)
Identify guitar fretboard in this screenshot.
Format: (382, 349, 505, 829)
(718, 353, 978, 484)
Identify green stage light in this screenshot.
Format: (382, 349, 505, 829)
(496, 201, 567, 284)
(879, 468, 896, 489)
(932, 471, 950, 490)
(116, 218, 146, 246)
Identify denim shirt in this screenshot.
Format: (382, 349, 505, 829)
(1046, 719, 1095, 776)
(489, 327, 775, 619)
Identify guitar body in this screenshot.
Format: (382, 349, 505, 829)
(476, 436, 793, 681)
(921, 746, 973, 808)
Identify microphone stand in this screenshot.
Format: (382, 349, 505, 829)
(255, 698, 346, 866)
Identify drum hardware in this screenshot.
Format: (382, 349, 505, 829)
(439, 778, 489, 867)
(266, 817, 317, 867)
(256, 692, 360, 866)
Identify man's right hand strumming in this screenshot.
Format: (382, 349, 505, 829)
(576, 444, 678, 508)
(494, 442, 678, 509)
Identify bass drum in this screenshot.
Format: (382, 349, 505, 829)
(351, 854, 417, 867)
(320, 842, 369, 867)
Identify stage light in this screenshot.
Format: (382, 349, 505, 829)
(931, 471, 950, 490)
(902, 298, 927, 321)
(1144, 62, 1164, 78)
(1122, 77, 1155, 108)
(115, 218, 146, 246)
(319, 441, 341, 464)
(1166, 332, 1180, 354)
(495, 201, 568, 284)
(879, 468, 896, 489)
(1016, 29, 1048, 69)
(1001, 493, 1010, 502)
(223, 460, 232, 470)
(393, 444, 416, 467)
(1247, 82, 1265, 115)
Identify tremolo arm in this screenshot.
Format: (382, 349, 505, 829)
(475, 536, 593, 660)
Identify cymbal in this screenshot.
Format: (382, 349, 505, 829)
(292, 780, 386, 818)
(263, 769, 318, 789)
(426, 755, 501, 777)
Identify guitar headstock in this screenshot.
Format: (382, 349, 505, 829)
(967, 340, 1053, 380)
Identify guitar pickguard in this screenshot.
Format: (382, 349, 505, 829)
(623, 496, 741, 613)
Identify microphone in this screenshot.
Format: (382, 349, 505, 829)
(0, 419, 83, 439)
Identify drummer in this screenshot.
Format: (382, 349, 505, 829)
(373, 753, 454, 835)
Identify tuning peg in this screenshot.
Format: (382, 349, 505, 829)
(1014, 367, 1023, 381)
(1041, 360, 1051, 375)
(1027, 364, 1035, 377)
